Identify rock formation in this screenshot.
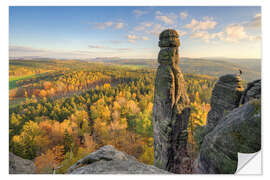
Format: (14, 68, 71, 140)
(240, 79, 261, 105)
(67, 145, 170, 174)
(152, 29, 191, 173)
(195, 78, 261, 174)
(206, 74, 244, 131)
(9, 152, 36, 174)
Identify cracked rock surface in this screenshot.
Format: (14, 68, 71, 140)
(67, 145, 170, 174)
(9, 152, 35, 174)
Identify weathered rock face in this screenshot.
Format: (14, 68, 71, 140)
(195, 78, 261, 174)
(240, 79, 261, 105)
(67, 145, 170, 174)
(206, 74, 244, 131)
(195, 99, 261, 174)
(9, 152, 36, 174)
(153, 29, 191, 173)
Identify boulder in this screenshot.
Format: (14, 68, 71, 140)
(9, 152, 36, 174)
(195, 99, 261, 174)
(67, 145, 170, 174)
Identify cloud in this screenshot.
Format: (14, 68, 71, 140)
(223, 24, 261, 42)
(180, 12, 188, 19)
(88, 45, 106, 49)
(184, 17, 217, 32)
(155, 11, 162, 15)
(176, 30, 187, 37)
(115, 22, 124, 29)
(9, 45, 95, 59)
(245, 13, 261, 29)
(156, 15, 175, 25)
(126, 35, 150, 43)
(93, 21, 125, 30)
(142, 36, 149, 40)
(224, 24, 249, 42)
(189, 23, 261, 43)
(133, 9, 148, 17)
(109, 40, 124, 44)
(9, 45, 47, 53)
(127, 34, 137, 43)
(133, 22, 153, 31)
(146, 24, 167, 36)
(88, 44, 130, 51)
(190, 31, 224, 43)
(155, 12, 177, 25)
(94, 21, 113, 29)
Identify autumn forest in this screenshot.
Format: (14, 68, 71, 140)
(9, 59, 217, 173)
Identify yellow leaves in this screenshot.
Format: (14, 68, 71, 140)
(126, 100, 140, 114)
(34, 145, 65, 173)
(10, 113, 20, 126)
(138, 141, 154, 165)
(43, 81, 52, 90)
(113, 101, 121, 111)
(103, 83, 111, 89)
(146, 102, 153, 114)
(22, 120, 41, 136)
(12, 135, 21, 143)
(39, 89, 47, 97)
(83, 134, 96, 153)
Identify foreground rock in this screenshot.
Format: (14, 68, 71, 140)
(9, 152, 36, 174)
(67, 145, 170, 174)
(153, 29, 191, 173)
(195, 79, 261, 174)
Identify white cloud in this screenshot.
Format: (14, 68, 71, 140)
(189, 23, 261, 43)
(184, 17, 217, 32)
(94, 21, 113, 29)
(88, 44, 130, 51)
(146, 24, 167, 36)
(133, 9, 148, 17)
(9, 45, 47, 53)
(156, 15, 174, 25)
(115, 22, 124, 29)
(155, 11, 162, 15)
(224, 24, 249, 42)
(127, 34, 137, 43)
(133, 22, 153, 31)
(155, 12, 177, 25)
(142, 36, 149, 41)
(190, 31, 224, 43)
(176, 30, 187, 37)
(127, 35, 150, 42)
(245, 13, 261, 29)
(88, 45, 106, 49)
(9, 45, 95, 59)
(180, 12, 188, 19)
(94, 21, 125, 30)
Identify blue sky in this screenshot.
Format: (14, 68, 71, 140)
(9, 6, 261, 59)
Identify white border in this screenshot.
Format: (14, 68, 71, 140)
(1, 0, 270, 179)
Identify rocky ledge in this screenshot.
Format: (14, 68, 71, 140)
(67, 145, 170, 174)
(9, 152, 36, 174)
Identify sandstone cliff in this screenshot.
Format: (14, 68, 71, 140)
(195, 78, 261, 174)
(153, 29, 191, 173)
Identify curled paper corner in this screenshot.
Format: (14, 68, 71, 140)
(236, 151, 262, 175)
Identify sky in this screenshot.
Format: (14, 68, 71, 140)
(9, 6, 261, 59)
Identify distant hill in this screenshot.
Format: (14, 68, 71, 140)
(93, 57, 260, 82)
(10, 57, 261, 82)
